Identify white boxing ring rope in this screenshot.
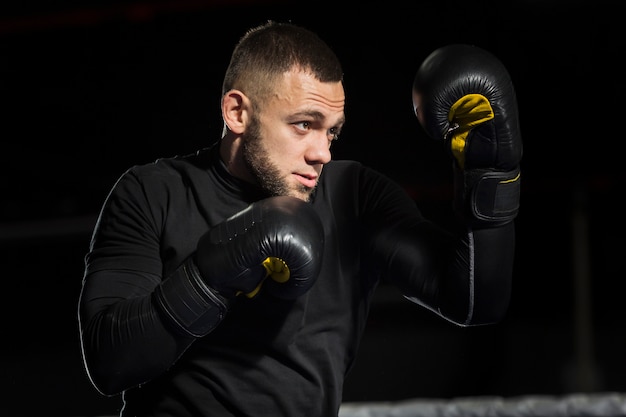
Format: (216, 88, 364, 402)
(338, 393, 626, 417)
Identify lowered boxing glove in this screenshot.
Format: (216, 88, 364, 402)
(155, 196, 325, 337)
(412, 44, 522, 227)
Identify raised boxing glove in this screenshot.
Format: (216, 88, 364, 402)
(196, 195, 325, 300)
(412, 44, 522, 227)
(155, 196, 325, 337)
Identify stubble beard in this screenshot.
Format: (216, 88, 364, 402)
(242, 114, 315, 202)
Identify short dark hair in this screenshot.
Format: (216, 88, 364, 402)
(222, 21, 344, 105)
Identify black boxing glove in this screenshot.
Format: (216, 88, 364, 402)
(196, 196, 325, 299)
(412, 44, 522, 227)
(155, 196, 324, 337)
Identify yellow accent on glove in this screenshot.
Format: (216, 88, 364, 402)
(448, 93, 494, 169)
(262, 256, 290, 283)
(501, 171, 521, 184)
(238, 256, 290, 298)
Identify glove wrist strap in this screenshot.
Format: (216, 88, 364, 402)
(154, 256, 229, 338)
(455, 165, 521, 227)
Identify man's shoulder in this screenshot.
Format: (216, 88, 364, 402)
(126, 147, 214, 179)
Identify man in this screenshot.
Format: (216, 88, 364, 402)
(78, 20, 522, 417)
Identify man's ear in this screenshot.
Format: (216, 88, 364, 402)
(222, 90, 249, 134)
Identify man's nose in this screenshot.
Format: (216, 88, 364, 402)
(305, 132, 332, 164)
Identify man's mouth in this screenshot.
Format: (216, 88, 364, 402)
(294, 173, 317, 188)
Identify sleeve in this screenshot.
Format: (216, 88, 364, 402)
(78, 170, 196, 396)
(360, 166, 513, 326)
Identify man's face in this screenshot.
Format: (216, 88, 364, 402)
(242, 70, 345, 202)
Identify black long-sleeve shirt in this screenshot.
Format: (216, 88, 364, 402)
(78, 143, 515, 417)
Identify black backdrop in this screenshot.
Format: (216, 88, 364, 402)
(1, 1, 625, 415)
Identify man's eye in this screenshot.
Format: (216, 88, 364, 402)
(295, 121, 311, 130)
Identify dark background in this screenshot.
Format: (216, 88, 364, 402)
(1, 0, 624, 415)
